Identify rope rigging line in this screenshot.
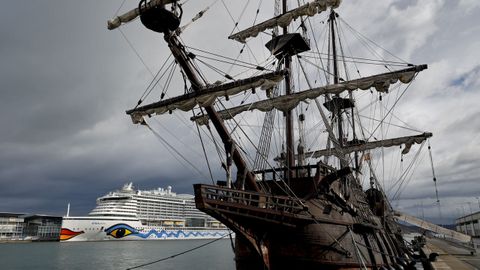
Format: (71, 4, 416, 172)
(380, 89, 386, 188)
(125, 232, 233, 270)
(339, 17, 408, 65)
(216, 99, 262, 166)
(193, 53, 270, 91)
(135, 59, 178, 108)
(192, 111, 215, 184)
(176, 107, 215, 146)
(352, 238, 402, 259)
(113, 0, 128, 17)
(136, 55, 174, 108)
(118, 28, 155, 77)
(345, 24, 392, 72)
(178, 0, 220, 33)
(297, 57, 350, 164)
(158, 61, 178, 100)
(355, 83, 401, 115)
(300, 56, 337, 81)
(229, 0, 251, 36)
(336, 18, 361, 78)
(365, 75, 418, 142)
(238, 41, 261, 67)
(253, 107, 277, 171)
(230, 57, 277, 79)
(349, 228, 369, 270)
(178, 35, 210, 85)
(197, 106, 227, 167)
(144, 120, 210, 179)
(221, 0, 236, 25)
(379, 91, 413, 194)
(302, 50, 409, 66)
(350, 80, 423, 140)
(335, 17, 365, 174)
(186, 46, 273, 71)
(253, 63, 284, 171)
(195, 54, 267, 71)
(215, 99, 307, 204)
(221, 0, 261, 65)
(195, 58, 235, 80)
(251, 0, 264, 26)
(295, 13, 329, 87)
(303, 215, 352, 257)
(219, 0, 254, 73)
(389, 142, 427, 201)
(301, 54, 410, 68)
(151, 117, 203, 161)
(390, 153, 422, 200)
(336, 16, 410, 74)
(381, 80, 402, 140)
(335, 17, 351, 82)
(428, 140, 440, 204)
(143, 122, 199, 175)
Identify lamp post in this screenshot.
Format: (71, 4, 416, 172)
(465, 202, 476, 236)
(455, 208, 463, 233)
(460, 205, 468, 234)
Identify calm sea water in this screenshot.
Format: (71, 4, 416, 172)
(0, 239, 235, 270)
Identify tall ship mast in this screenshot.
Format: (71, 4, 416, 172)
(108, 1, 433, 269)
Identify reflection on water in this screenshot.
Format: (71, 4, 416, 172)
(0, 239, 235, 270)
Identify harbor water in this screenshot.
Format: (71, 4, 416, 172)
(0, 239, 235, 270)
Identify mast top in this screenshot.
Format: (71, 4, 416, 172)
(107, 0, 180, 30)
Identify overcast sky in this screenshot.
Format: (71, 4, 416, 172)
(1, 0, 479, 224)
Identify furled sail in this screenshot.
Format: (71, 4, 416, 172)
(304, 133, 432, 159)
(229, 0, 342, 43)
(127, 71, 285, 124)
(192, 65, 427, 125)
(108, 0, 178, 30)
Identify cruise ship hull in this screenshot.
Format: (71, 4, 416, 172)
(61, 216, 230, 242)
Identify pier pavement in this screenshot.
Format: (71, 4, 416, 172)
(425, 237, 479, 270)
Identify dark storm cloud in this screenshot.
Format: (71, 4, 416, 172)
(0, 1, 178, 215)
(0, 2, 127, 144)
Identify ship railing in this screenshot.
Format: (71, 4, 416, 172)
(252, 163, 334, 181)
(195, 184, 306, 214)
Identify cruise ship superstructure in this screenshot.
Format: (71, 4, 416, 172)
(60, 183, 229, 241)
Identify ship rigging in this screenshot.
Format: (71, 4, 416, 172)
(107, 0, 441, 269)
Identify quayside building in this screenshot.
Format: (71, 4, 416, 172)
(0, 212, 61, 242)
(456, 211, 480, 237)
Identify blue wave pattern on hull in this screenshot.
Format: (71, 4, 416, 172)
(104, 223, 227, 239)
(138, 229, 226, 239)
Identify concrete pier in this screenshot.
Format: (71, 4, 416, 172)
(424, 237, 479, 270)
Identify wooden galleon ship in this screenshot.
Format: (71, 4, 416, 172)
(108, 0, 432, 269)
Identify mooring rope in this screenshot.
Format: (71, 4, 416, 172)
(126, 232, 233, 270)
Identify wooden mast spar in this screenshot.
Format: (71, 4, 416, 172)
(109, 1, 260, 192)
(164, 35, 260, 192)
(282, 0, 295, 184)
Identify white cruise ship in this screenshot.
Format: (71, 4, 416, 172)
(60, 183, 229, 241)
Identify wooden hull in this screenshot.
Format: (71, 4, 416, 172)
(233, 224, 407, 270)
(194, 168, 413, 270)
